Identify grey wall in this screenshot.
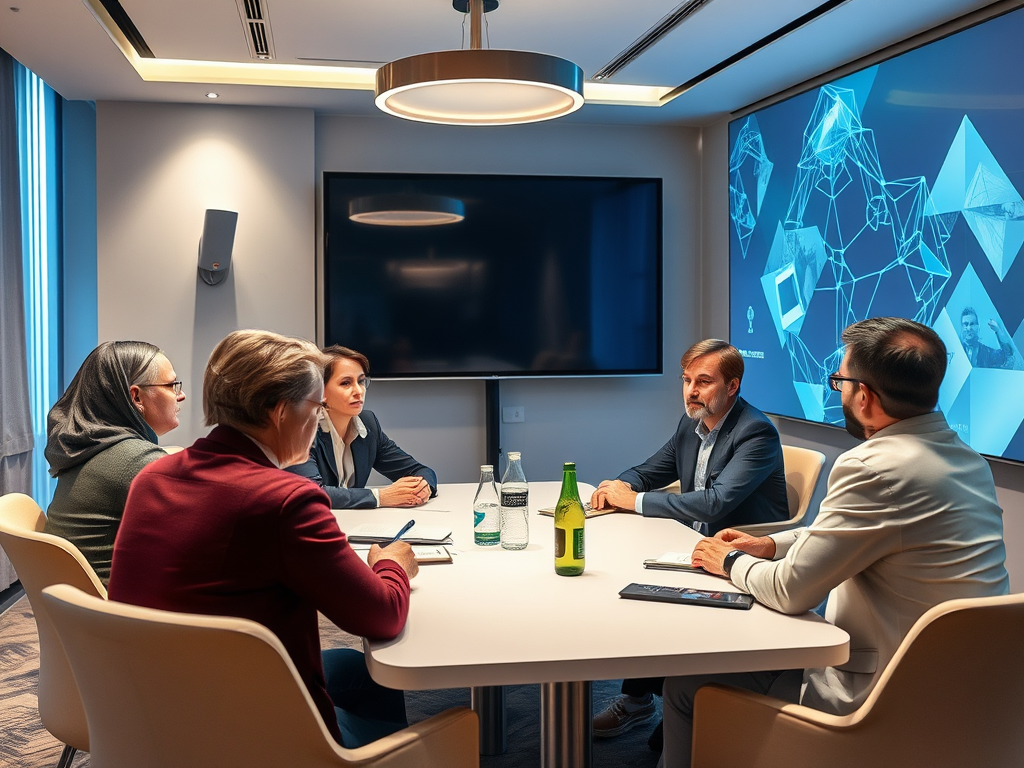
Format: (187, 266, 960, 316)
(699, 118, 1024, 587)
(94, 103, 701, 488)
(96, 102, 317, 445)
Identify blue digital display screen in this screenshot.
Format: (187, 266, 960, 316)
(728, 7, 1024, 462)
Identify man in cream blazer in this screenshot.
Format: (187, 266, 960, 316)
(661, 317, 1010, 768)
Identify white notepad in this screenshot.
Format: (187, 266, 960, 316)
(346, 522, 453, 545)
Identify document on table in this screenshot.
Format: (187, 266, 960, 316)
(537, 502, 637, 518)
(346, 522, 453, 545)
(642, 551, 700, 571)
(347, 544, 453, 564)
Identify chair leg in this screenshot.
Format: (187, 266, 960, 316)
(55, 744, 77, 768)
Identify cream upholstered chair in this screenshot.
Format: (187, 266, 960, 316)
(734, 444, 825, 536)
(0, 492, 105, 768)
(40, 583, 479, 768)
(690, 592, 1024, 768)
(657, 444, 825, 535)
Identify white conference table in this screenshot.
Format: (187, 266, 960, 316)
(334, 482, 848, 768)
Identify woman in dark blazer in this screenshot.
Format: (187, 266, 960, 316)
(288, 345, 437, 509)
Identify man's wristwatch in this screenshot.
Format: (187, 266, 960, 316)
(722, 549, 745, 578)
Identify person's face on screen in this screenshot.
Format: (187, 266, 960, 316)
(961, 313, 980, 344)
(324, 357, 368, 420)
(133, 354, 185, 436)
(682, 354, 737, 427)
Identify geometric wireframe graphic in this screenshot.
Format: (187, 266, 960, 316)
(729, 5, 1024, 462)
(730, 115, 773, 259)
(927, 116, 1024, 280)
(787, 333, 833, 423)
(777, 83, 951, 420)
(760, 224, 826, 346)
(933, 263, 1024, 454)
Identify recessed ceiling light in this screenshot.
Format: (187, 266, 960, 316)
(205, 92, 219, 99)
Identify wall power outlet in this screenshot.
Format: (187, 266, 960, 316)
(502, 406, 525, 423)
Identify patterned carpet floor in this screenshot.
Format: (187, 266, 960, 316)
(0, 596, 661, 768)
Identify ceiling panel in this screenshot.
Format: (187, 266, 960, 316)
(0, 0, 1009, 126)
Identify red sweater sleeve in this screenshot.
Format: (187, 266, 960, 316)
(277, 483, 410, 640)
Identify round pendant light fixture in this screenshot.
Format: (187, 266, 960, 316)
(348, 194, 466, 227)
(375, 0, 584, 126)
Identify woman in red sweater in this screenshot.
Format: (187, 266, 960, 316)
(109, 329, 418, 747)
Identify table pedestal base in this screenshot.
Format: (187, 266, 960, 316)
(471, 685, 507, 755)
(540, 681, 592, 768)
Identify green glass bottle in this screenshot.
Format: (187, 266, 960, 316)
(554, 462, 585, 576)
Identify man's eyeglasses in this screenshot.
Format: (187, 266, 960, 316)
(139, 381, 183, 395)
(305, 399, 329, 418)
(828, 374, 863, 392)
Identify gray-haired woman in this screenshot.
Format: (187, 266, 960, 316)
(44, 340, 185, 584)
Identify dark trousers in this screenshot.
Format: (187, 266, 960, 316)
(622, 676, 665, 698)
(322, 648, 408, 748)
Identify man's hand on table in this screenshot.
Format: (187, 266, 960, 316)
(369, 541, 420, 579)
(590, 479, 638, 512)
(690, 528, 776, 577)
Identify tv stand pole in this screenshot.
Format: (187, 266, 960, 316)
(485, 379, 501, 469)
(476, 378, 507, 755)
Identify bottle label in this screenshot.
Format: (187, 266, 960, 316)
(474, 510, 485, 527)
(555, 527, 566, 558)
(573, 528, 585, 560)
(501, 490, 528, 508)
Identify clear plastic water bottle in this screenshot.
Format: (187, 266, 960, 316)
(473, 464, 500, 546)
(500, 452, 529, 550)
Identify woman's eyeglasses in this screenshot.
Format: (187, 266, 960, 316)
(139, 380, 183, 395)
(338, 376, 371, 391)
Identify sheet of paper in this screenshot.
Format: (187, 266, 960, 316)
(652, 551, 692, 565)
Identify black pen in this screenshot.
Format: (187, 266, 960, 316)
(385, 519, 416, 546)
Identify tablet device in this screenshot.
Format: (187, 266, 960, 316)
(618, 583, 754, 610)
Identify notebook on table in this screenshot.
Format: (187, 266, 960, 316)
(346, 522, 453, 546)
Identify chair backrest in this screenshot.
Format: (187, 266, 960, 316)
(40, 583, 358, 768)
(846, 592, 1024, 766)
(781, 444, 826, 523)
(0, 492, 106, 750)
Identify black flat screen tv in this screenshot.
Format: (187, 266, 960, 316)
(323, 173, 663, 379)
(728, 5, 1024, 463)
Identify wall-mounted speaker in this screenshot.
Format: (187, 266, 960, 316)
(198, 209, 238, 286)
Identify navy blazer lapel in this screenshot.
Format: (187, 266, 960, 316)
(707, 397, 746, 471)
(678, 421, 700, 492)
(317, 429, 342, 486)
(351, 427, 373, 488)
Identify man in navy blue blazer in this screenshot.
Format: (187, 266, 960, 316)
(591, 338, 788, 745)
(591, 338, 787, 533)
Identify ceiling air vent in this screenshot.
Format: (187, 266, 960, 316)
(593, 0, 715, 81)
(235, 0, 276, 60)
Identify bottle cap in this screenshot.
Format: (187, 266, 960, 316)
(508, 451, 521, 460)
(480, 464, 493, 471)
(564, 462, 576, 470)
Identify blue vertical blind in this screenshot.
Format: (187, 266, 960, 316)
(14, 61, 60, 505)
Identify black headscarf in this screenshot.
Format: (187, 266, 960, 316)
(45, 341, 162, 476)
